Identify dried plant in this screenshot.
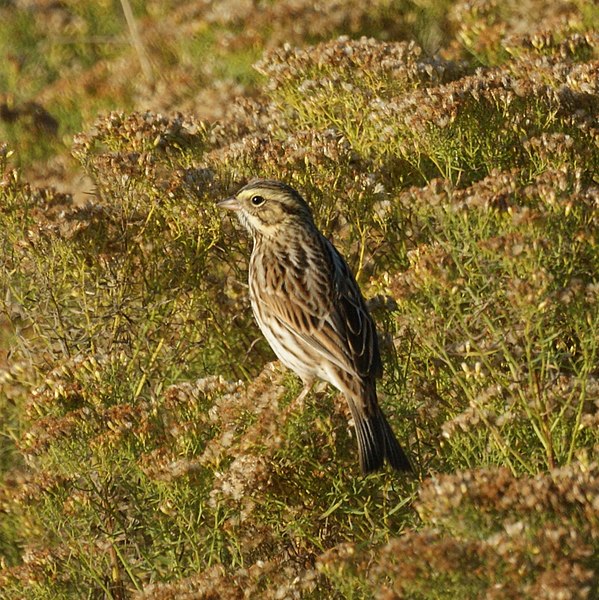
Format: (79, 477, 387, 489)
(0, 1, 597, 598)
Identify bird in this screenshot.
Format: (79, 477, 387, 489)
(218, 179, 412, 474)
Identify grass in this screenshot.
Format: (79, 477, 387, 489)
(0, 0, 598, 598)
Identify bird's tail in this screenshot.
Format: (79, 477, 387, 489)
(351, 393, 412, 474)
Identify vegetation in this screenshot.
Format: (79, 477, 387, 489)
(0, 0, 597, 598)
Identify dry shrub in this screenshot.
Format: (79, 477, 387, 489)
(135, 560, 320, 600)
(319, 462, 598, 598)
(200, 0, 440, 49)
(389, 162, 597, 472)
(447, 0, 597, 64)
(256, 36, 466, 92)
(1, 2, 598, 597)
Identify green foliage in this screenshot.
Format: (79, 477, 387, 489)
(0, 0, 454, 169)
(0, 0, 149, 164)
(320, 465, 599, 598)
(390, 172, 597, 474)
(0, 1, 598, 598)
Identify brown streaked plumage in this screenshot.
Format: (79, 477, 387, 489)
(218, 179, 412, 474)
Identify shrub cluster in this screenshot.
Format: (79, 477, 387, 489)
(0, 0, 597, 597)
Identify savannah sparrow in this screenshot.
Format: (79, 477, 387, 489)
(218, 179, 412, 474)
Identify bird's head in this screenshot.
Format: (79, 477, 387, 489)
(218, 179, 314, 238)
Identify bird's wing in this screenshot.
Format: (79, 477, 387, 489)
(326, 240, 382, 380)
(255, 233, 382, 381)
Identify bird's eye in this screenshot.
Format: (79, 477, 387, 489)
(250, 195, 265, 206)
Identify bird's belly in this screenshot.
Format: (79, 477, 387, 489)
(254, 311, 329, 384)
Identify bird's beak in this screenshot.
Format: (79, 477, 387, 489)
(217, 196, 241, 211)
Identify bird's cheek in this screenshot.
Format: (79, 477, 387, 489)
(261, 222, 281, 237)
